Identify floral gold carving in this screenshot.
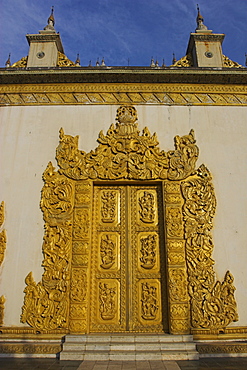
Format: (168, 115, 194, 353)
(0, 296, 6, 326)
(222, 55, 242, 68)
(70, 269, 87, 303)
(101, 191, 117, 223)
(11, 56, 28, 68)
(73, 209, 90, 239)
(57, 52, 76, 67)
(168, 129, 199, 180)
(139, 192, 155, 223)
(168, 269, 188, 302)
(181, 164, 238, 329)
(56, 111, 197, 181)
(0, 201, 5, 228)
(166, 207, 183, 238)
(140, 234, 157, 269)
(99, 282, 117, 320)
(171, 54, 193, 67)
(21, 163, 74, 330)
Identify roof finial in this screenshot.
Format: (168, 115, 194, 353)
(44, 6, 55, 31)
(172, 53, 177, 65)
(75, 53, 80, 66)
(150, 57, 155, 67)
(196, 4, 208, 31)
(5, 53, 11, 68)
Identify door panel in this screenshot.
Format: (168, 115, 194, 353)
(90, 184, 166, 332)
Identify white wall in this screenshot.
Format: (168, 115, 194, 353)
(0, 104, 246, 327)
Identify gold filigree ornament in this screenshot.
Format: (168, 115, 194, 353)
(181, 165, 238, 329)
(222, 55, 243, 68)
(171, 54, 193, 67)
(21, 105, 238, 333)
(57, 52, 76, 67)
(11, 56, 28, 68)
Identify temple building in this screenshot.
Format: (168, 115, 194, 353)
(0, 7, 246, 360)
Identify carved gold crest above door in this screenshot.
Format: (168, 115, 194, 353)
(21, 105, 238, 334)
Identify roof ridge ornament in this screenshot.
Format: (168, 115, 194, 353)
(196, 4, 208, 32)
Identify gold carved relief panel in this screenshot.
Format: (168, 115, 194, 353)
(21, 105, 238, 335)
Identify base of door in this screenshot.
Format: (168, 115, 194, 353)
(60, 333, 199, 361)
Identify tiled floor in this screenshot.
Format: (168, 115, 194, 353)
(0, 358, 247, 370)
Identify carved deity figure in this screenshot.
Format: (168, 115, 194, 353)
(99, 283, 116, 320)
(100, 234, 115, 269)
(139, 191, 155, 223)
(140, 234, 157, 269)
(141, 282, 158, 320)
(101, 191, 117, 223)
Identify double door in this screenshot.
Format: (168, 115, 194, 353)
(90, 184, 167, 332)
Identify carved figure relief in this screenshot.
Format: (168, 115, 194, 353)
(99, 282, 117, 320)
(140, 234, 157, 269)
(101, 191, 117, 223)
(139, 192, 155, 223)
(21, 105, 238, 335)
(100, 234, 116, 269)
(141, 282, 159, 320)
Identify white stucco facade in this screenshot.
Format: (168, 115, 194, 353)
(0, 104, 246, 327)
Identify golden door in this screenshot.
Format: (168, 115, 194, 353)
(90, 184, 168, 333)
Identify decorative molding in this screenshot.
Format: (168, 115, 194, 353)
(0, 327, 68, 334)
(197, 343, 247, 354)
(0, 343, 61, 354)
(192, 326, 247, 339)
(0, 83, 246, 106)
(21, 105, 238, 334)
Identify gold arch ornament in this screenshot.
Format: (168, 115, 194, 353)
(21, 105, 238, 334)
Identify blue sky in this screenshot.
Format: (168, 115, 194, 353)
(1, 0, 246, 67)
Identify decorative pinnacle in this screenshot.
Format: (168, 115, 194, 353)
(48, 6, 55, 26)
(5, 53, 11, 68)
(172, 53, 177, 65)
(196, 4, 208, 31)
(44, 6, 55, 31)
(116, 105, 138, 124)
(75, 53, 80, 66)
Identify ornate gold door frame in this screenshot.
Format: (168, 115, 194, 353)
(21, 105, 238, 335)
